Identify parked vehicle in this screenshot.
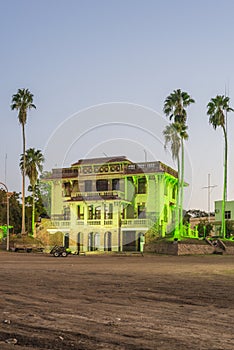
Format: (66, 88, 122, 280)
(50, 245, 68, 257)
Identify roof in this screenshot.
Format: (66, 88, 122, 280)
(42, 157, 178, 180)
(71, 156, 131, 166)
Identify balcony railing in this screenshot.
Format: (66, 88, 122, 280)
(70, 190, 125, 200)
(50, 217, 153, 228)
(52, 220, 71, 227)
(87, 219, 101, 225)
(121, 219, 153, 228)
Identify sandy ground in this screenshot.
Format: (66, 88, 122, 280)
(0, 252, 234, 350)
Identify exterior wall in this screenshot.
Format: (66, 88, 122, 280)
(214, 200, 234, 236)
(215, 200, 234, 221)
(145, 242, 214, 255)
(43, 158, 179, 252)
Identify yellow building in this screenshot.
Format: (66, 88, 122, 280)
(43, 156, 178, 252)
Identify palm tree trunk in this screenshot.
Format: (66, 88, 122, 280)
(32, 186, 35, 235)
(174, 156, 180, 238)
(21, 124, 26, 235)
(179, 139, 184, 236)
(221, 126, 227, 238)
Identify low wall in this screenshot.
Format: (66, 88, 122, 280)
(145, 242, 215, 255)
(225, 246, 234, 255)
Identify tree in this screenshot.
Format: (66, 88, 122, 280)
(0, 190, 22, 233)
(207, 95, 233, 238)
(20, 148, 44, 235)
(11, 89, 36, 235)
(163, 122, 181, 237)
(197, 220, 213, 238)
(163, 89, 195, 236)
(39, 171, 52, 217)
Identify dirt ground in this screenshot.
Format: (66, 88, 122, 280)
(0, 252, 234, 350)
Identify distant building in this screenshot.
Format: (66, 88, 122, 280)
(42, 156, 179, 252)
(214, 200, 234, 236)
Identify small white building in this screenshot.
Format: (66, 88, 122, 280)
(214, 200, 234, 236)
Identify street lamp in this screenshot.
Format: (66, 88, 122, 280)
(0, 182, 10, 251)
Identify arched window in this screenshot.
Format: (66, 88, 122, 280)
(94, 233, 100, 250)
(88, 232, 94, 251)
(64, 233, 69, 248)
(104, 232, 112, 251)
(77, 232, 83, 253)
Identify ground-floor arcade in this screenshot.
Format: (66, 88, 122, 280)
(46, 227, 146, 253)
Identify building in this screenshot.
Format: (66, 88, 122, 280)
(43, 156, 178, 252)
(214, 200, 234, 237)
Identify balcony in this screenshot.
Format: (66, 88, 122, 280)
(70, 190, 125, 201)
(121, 219, 153, 228)
(52, 220, 71, 228)
(50, 217, 153, 228)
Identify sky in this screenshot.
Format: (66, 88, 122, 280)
(1, 0, 234, 211)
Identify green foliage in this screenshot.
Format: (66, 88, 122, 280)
(196, 220, 213, 238)
(11, 88, 36, 125)
(0, 190, 22, 233)
(20, 148, 44, 234)
(207, 95, 234, 130)
(39, 172, 52, 217)
(226, 220, 234, 239)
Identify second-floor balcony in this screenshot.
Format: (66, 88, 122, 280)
(50, 217, 153, 229)
(69, 190, 125, 201)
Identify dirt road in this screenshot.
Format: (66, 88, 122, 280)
(0, 252, 233, 349)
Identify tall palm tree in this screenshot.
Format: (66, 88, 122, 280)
(207, 95, 233, 238)
(163, 122, 188, 237)
(11, 89, 36, 235)
(163, 123, 181, 237)
(163, 89, 195, 236)
(20, 148, 44, 235)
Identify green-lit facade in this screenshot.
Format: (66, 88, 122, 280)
(44, 156, 178, 252)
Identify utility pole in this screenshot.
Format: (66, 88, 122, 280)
(144, 149, 147, 163)
(202, 174, 217, 222)
(0, 182, 10, 250)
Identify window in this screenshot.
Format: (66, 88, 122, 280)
(172, 185, 176, 199)
(112, 179, 120, 190)
(88, 205, 93, 219)
(96, 179, 108, 191)
(63, 207, 70, 220)
(95, 206, 101, 219)
(225, 211, 231, 219)
(138, 177, 146, 194)
(85, 180, 92, 192)
(138, 203, 146, 218)
(63, 182, 71, 196)
(164, 205, 168, 222)
(77, 205, 84, 220)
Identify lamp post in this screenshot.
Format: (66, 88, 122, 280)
(0, 182, 10, 251)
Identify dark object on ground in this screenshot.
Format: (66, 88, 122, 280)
(12, 244, 44, 253)
(50, 245, 68, 257)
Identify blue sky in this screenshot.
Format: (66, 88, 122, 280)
(1, 0, 234, 211)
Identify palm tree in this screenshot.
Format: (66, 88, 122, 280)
(207, 95, 233, 238)
(163, 123, 181, 237)
(11, 89, 36, 235)
(163, 89, 195, 236)
(20, 148, 44, 235)
(163, 122, 188, 238)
